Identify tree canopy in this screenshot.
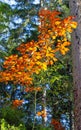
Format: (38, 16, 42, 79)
(0, 0, 77, 130)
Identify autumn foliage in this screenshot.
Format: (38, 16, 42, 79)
(51, 119, 65, 130)
(0, 9, 77, 108)
(12, 99, 23, 108)
(0, 9, 77, 85)
(37, 110, 47, 118)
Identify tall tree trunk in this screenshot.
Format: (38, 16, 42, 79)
(42, 87, 47, 126)
(69, 1, 81, 130)
(40, 0, 44, 7)
(40, 0, 48, 126)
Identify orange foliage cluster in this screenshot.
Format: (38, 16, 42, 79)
(0, 9, 77, 89)
(25, 86, 42, 92)
(51, 119, 65, 130)
(37, 110, 47, 118)
(38, 9, 77, 55)
(12, 99, 23, 107)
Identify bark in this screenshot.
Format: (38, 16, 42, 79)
(42, 87, 47, 126)
(69, 0, 81, 130)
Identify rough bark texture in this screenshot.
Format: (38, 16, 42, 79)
(69, 0, 81, 130)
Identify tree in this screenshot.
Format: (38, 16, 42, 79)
(0, 9, 77, 90)
(69, 0, 81, 130)
(0, 8, 77, 129)
(0, 0, 40, 110)
(0, 0, 70, 62)
(0, 0, 40, 64)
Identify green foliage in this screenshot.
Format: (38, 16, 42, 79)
(0, 119, 26, 130)
(0, 2, 12, 31)
(32, 50, 73, 120)
(36, 126, 52, 130)
(0, 119, 53, 130)
(0, 107, 25, 126)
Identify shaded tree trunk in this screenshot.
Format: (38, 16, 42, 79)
(40, 0, 45, 7)
(42, 87, 47, 126)
(69, 1, 81, 130)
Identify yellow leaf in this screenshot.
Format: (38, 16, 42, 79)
(53, 57, 57, 62)
(52, 35, 56, 40)
(17, 72, 22, 75)
(42, 63, 47, 71)
(63, 41, 71, 46)
(71, 21, 77, 28)
(60, 50, 66, 55)
(55, 21, 61, 25)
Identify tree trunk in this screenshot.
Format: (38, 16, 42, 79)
(40, 0, 44, 7)
(69, 1, 81, 130)
(42, 87, 47, 126)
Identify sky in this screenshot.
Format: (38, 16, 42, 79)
(0, 0, 16, 5)
(0, 0, 40, 5)
(4, 0, 16, 5)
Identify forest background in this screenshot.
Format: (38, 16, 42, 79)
(0, 0, 77, 130)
